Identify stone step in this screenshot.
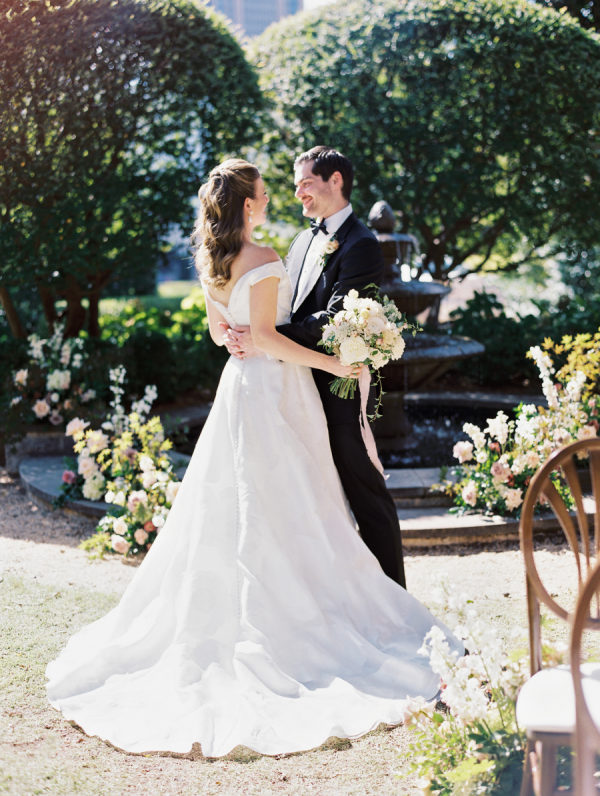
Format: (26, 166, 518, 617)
(19, 454, 191, 519)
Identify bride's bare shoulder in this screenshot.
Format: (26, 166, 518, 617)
(244, 244, 280, 267)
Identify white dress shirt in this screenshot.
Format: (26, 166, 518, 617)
(293, 204, 353, 312)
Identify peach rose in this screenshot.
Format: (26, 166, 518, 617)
(134, 528, 149, 546)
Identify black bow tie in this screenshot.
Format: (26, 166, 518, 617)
(310, 218, 328, 235)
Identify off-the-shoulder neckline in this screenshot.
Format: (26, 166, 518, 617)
(205, 260, 283, 310)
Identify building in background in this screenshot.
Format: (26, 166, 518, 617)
(210, 0, 304, 37)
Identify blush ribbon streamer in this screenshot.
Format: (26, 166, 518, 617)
(358, 368, 386, 478)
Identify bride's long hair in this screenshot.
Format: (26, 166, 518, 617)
(193, 159, 260, 288)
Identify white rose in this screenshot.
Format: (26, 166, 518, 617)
(166, 480, 181, 503)
(46, 369, 71, 392)
(14, 369, 28, 387)
(152, 513, 166, 529)
(365, 314, 387, 336)
(86, 430, 110, 455)
(33, 399, 50, 419)
(66, 417, 89, 438)
(113, 516, 128, 535)
(338, 336, 370, 365)
(390, 336, 406, 360)
(141, 470, 157, 489)
(78, 455, 98, 479)
(113, 490, 126, 507)
(369, 351, 388, 370)
(504, 488, 523, 512)
(138, 454, 154, 472)
(453, 441, 474, 464)
(82, 471, 105, 501)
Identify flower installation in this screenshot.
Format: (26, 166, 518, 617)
(60, 366, 181, 557)
(403, 582, 568, 795)
(6, 325, 97, 440)
(434, 342, 599, 517)
(320, 288, 414, 411)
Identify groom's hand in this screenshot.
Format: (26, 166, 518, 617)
(219, 323, 257, 359)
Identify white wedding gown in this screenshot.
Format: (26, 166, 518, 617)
(46, 260, 462, 757)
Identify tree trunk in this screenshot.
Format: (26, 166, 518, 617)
(62, 277, 87, 337)
(0, 285, 27, 338)
(87, 271, 112, 338)
(37, 282, 58, 329)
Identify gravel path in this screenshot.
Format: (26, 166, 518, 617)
(0, 468, 576, 795)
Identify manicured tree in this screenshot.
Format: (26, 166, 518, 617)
(0, 0, 263, 337)
(252, 0, 600, 281)
(535, 0, 599, 31)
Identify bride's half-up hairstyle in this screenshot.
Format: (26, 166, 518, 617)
(193, 159, 260, 287)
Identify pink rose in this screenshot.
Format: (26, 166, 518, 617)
(143, 520, 156, 533)
(461, 481, 478, 507)
(62, 470, 77, 484)
(134, 528, 149, 546)
(490, 461, 511, 483)
(111, 534, 131, 555)
(127, 490, 148, 513)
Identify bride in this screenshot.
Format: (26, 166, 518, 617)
(46, 158, 462, 758)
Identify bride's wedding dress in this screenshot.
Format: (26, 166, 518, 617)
(46, 260, 461, 757)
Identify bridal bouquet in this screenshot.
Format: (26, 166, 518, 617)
(320, 289, 410, 406)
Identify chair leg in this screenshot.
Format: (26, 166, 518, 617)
(535, 739, 558, 796)
(575, 736, 597, 796)
(520, 738, 534, 796)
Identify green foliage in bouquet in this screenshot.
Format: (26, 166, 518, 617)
(319, 288, 417, 418)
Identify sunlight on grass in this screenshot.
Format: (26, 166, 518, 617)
(99, 281, 197, 317)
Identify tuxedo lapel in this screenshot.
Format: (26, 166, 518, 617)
(292, 213, 357, 312)
(286, 229, 314, 305)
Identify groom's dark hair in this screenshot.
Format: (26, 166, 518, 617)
(295, 146, 354, 201)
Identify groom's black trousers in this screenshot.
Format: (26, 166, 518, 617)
(326, 421, 406, 590)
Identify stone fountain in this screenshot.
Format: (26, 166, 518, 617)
(368, 201, 484, 451)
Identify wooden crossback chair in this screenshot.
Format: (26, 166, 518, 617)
(570, 558, 600, 796)
(518, 438, 600, 796)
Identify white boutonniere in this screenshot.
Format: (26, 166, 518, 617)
(317, 236, 340, 270)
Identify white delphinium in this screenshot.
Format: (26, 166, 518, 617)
(46, 369, 71, 392)
(131, 384, 158, 420)
(485, 411, 510, 446)
(529, 345, 559, 410)
(463, 422, 486, 451)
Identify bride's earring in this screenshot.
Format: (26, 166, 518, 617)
(249, 210, 254, 225)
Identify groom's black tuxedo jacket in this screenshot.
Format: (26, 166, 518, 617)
(278, 212, 384, 424)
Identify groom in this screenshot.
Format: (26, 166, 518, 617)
(224, 146, 406, 589)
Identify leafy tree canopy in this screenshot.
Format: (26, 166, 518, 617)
(252, 0, 600, 281)
(0, 0, 263, 336)
(535, 0, 599, 31)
